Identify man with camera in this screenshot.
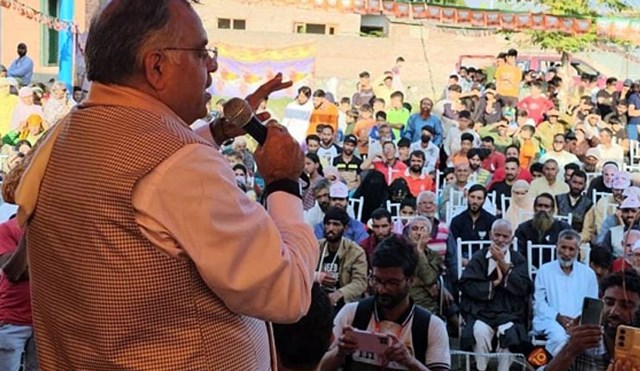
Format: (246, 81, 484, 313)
(542, 271, 640, 370)
(320, 237, 450, 371)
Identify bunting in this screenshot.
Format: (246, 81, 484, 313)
(0, 0, 78, 33)
(596, 18, 640, 44)
(244, 0, 595, 35)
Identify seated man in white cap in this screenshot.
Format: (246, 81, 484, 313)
(313, 181, 368, 243)
(601, 197, 640, 258)
(595, 183, 639, 247)
(582, 171, 629, 244)
(582, 147, 600, 174)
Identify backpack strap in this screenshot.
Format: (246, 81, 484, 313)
(352, 297, 376, 330)
(411, 305, 432, 366)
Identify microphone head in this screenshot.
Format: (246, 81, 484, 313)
(223, 97, 253, 129)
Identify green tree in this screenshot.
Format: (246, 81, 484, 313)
(524, 0, 630, 70)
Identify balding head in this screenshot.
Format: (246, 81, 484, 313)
(490, 219, 513, 250)
(623, 230, 640, 254)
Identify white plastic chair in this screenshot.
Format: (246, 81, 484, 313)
(629, 140, 640, 165)
(386, 200, 400, 218)
(526, 241, 557, 280)
(348, 196, 364, 222)
(501, 196, 511, 216)
(592, 191, 612, 205)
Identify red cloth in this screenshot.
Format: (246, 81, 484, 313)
(373, 160, 408, 185)
(487, 168, 533, 190)
(611, 258, 633, 273)
(0, 218, 30, 325)
(518, 96, 555, 124)
(482, 151, 506, 173)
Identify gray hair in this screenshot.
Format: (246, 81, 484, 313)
(417, 190, 435, 205)
(558, 229, 581, 246)
(312, 179, 331, 195)
(85, 0, 198, 84)
(402, 216, 432, 241)
(491, 219, 513, 234)
(51, 80, 67, 92)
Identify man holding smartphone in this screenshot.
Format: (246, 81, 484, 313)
(320, 237, 450, 370)
(542, 271, 640, 370)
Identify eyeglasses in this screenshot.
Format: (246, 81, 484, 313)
(368, 275, 407, 290)
(160, 47, 218, 62)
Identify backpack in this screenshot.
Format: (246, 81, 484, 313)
(347, 297, 432, 368)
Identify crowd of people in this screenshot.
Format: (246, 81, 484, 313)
(0, 43, 83, 181)
(2, 5, 640, 369)
(211, 48, 640, 370)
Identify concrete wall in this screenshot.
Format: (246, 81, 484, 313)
(0, 0, 87, 79)
(196, 0, 521, 102)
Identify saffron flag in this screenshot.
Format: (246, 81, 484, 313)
(213, 42, 316, 99)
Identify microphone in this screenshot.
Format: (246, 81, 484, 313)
(221, 97, 311, 190)
(223, 97, 267, 144)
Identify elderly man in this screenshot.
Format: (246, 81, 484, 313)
(16, 1, 318, 369)
(515, 193, 571, 262)
(460, 219, 532, 371)
(611, 230, 640, 273)
(532, 230, 599, 357)
(583, 171, 630, 244)
(529, 159, 570, 198)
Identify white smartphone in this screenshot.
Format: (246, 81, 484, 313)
(351, 328, 393, 354)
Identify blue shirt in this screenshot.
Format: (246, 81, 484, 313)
(8, 56, 33, 85)
(314, 217, 369, 244)
(403, 114, 444, 146)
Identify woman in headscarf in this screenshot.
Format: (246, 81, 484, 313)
(504, 179, 534, 226)
(352, 170, 389, 223)
(42, 81, 76, 128)
(18, 114, 45, 146)
(10, 87, 42, 133)
(0, 78, 18, 137)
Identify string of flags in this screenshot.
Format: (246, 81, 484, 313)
(250, 0, 594, 35)
(0, 0, 78, 34)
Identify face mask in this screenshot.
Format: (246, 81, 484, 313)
(421, 135, 431, 144)
(235, 175, 246, 186)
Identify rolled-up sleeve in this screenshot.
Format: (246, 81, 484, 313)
(133, 143, 318, 323)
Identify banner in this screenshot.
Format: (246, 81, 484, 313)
(597, 18, 640, 43)
(57, 0, 74, 88)
(213, 42, 316, 99)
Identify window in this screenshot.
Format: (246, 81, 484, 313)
(41, 0, 60, 66)
(360, 15, 388, 37)
(293, 23, 335, 35)
(218, 18, 246, 30)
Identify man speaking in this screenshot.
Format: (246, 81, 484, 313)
(14, 0, 317, 369)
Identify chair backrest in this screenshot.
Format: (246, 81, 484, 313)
(435, 169, 442, 201)
(555, 213, 573, 226)
(386, 200, 401, 218)
(629, 140, 640, 165)
(526, 240, 557, 280)
(593, 191, 612, 205)
(391, 215, 415, 225)
(602, 197, 618, 218)
(456, 237, 519, 280)
(450, 187, 466, 207)
(456, 238, 492, 279)
(348, 196, 364, 221)
(580, 243, 591, 265)
(486, 191, 497, 207)
(501, 195, 511, 216)
(585, 172, 599, 187)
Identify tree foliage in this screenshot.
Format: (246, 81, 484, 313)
(523, 0, 631, 55)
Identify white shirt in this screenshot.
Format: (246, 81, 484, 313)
(538, 151, 580, 179)
(281, 99, 314, 144)
(596, 143, 624, 170)
(410, 141, 439, 174)
(532, 260, 599, 331)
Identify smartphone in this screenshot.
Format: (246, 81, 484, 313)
(351, 329, 393, 354)
(615, 325, 640, 366)
(580, 297, 604, 325)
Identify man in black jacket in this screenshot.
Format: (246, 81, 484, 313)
(460, 219, 532, 371)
